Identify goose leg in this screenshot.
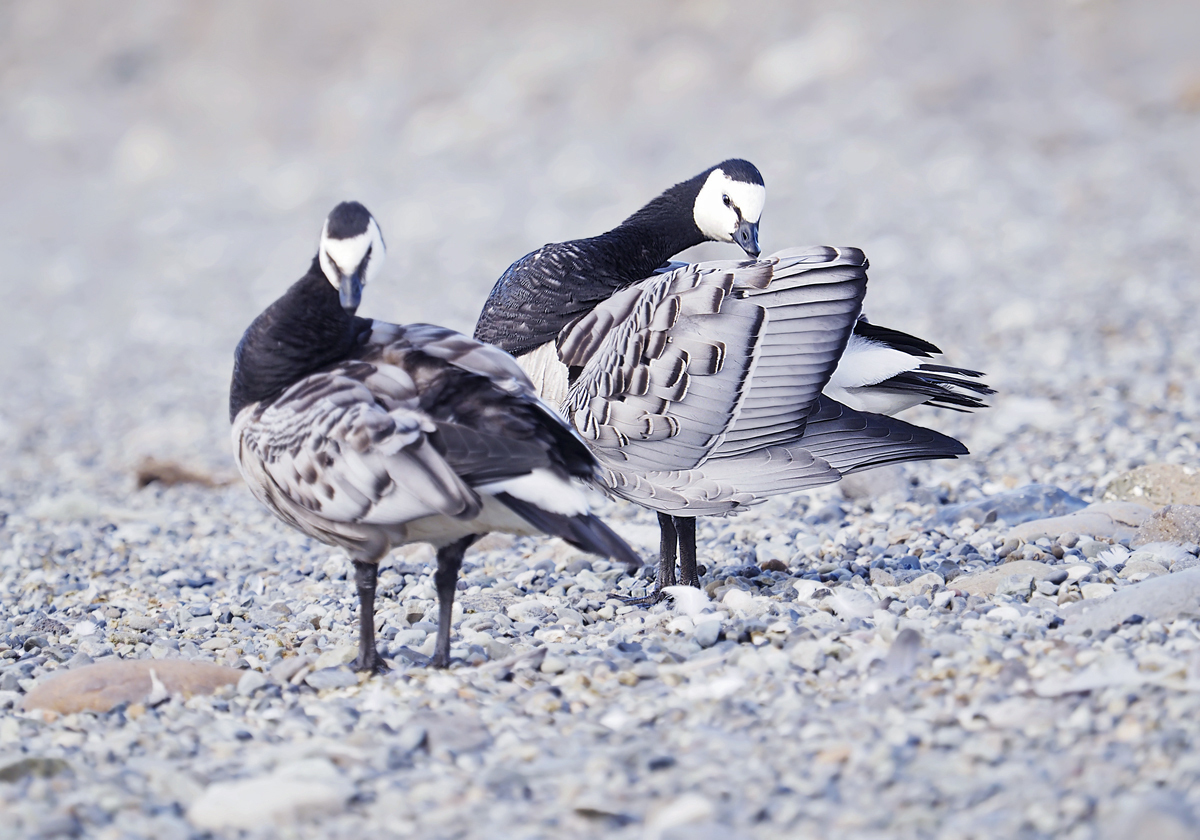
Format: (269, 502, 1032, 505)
(656, 511, 679, 590)
(430, 535, 478, 669)
(351, 560, 388, 674)
(676, 516, 700, 588)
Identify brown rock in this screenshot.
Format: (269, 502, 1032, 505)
(21, 659, 242, 714)
(1102, 464, 1200, 508)
(0, 757, 71, 782)
(134, 456, 229, 489)
(952, 560, 1059, 596)
(1131, 505, 1200, 548)
(759, 558, 788, 573)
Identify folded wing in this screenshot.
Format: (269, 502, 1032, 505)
(559, 247, 868, 476)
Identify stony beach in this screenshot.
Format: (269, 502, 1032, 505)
(3, 2, 1200, 838)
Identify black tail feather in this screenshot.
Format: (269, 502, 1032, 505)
(853, 320, 942, 357)
(801, 396, 969, 473)
(871, 365, 995, 412)
(494, 492, 642, 573)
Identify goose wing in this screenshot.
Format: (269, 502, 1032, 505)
(366, 322, 598, 483)
(559, 247, 867, 474)
(236, 323, 599, 536)
(234, 363, 480, 539)
(598, 396, 968, 517)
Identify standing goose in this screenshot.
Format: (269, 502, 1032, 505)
(231, 201, 640, 672)
(475, 162, 974, 595)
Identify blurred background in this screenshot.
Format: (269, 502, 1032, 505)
(1, 0, 1198, 502)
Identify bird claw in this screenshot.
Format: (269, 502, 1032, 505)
(350, 652, 390, 674)
(617, 589, 668, 607)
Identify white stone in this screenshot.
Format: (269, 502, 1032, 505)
(692, 619, 722, 649)
(187, 774, 352, 830)
(1081, 583, 1115, 600)
(314, 646, 357, 670)
(722, 588, 762, 616)
(788, 640, 826, 672)
(539, 655, 568, 674)
(236, 670, 267, 696)
(646, 793, 715, 836)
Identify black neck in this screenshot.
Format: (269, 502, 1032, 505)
(473, 169, 711, 358)
(594, 173, 708, 283)
(229, 257, 371, 419)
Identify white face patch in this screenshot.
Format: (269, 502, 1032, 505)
(318, 217, 387, 289)
(693, 170, 767, 243)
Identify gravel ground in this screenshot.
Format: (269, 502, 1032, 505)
(3, 1, 1200, 838)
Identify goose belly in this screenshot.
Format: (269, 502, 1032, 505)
(400, 495, 545, 547)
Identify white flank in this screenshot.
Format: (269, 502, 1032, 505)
(827, 333, 919, 390)
(518, 342, 571, 410)
(478, 468, 590, 516)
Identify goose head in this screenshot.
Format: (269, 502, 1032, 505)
(319, 201, 386, 314)
(692, 159, 765, 257)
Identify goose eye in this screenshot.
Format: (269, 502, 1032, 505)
(722, 194, 731, 207)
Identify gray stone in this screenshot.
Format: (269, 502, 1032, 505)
(1008, 501, 1151, 542)
(1102, 464, 1200, 508)
(1129, 542, 1197, 569)
(0, 757, 71, 782)
(187, 770, 353, 830)
(839, 465, 908, 501)
(1132, 505, 1200, 547)
(415, 711, 492, 756)
(1101, 792, 1199, 840)
(787, 640, 826, 672)
(996, 573, 1035, 598)
(304, 667, 358, 690)
(270, 656, 312, 684)
(1065, 567, 1200, 632)
(692, 621, 721, 649)
(566, 557, 593, 574)
(883, 629, 922, 679)
(236, 669, 268, 696)
(64, 652, 93, 670)
(540, 654, 569, 674)
(951, 561, 1058, 596)
(1117, 555, 1167, 579)
(935, 484, 1086, 527)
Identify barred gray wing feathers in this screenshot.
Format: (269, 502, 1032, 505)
(559, 247, 867, 478)
(235, 367, 480, 543)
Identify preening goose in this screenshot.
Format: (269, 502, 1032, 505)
(231, 202, 640, 672)
(474, 162, 974, 596)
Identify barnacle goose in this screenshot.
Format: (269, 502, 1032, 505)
(231, 202, 640, 672)
(474, 161, 976, 595)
